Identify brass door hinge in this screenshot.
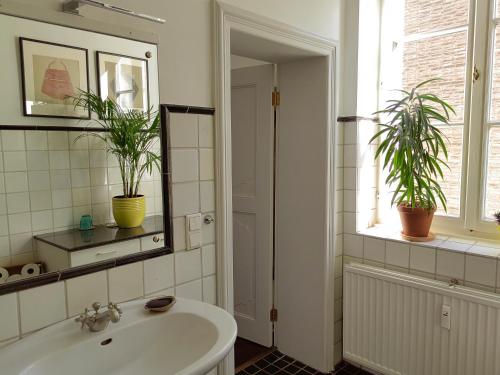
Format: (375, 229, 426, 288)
(272, 90, 280, 107)
(270, 307, 278, 322)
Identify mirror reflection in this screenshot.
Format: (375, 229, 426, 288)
(0, 13, 165, 286)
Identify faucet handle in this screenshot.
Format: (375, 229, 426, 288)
(108, 302, 122, 314)
(75, 308, 90, 329)
(92, 302, 101, 312)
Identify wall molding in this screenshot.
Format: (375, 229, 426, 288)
(165, 104, 215, 115)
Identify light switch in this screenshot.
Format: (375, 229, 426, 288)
(187, 213, 202, 231)
(185, 213, 202, 250)
(188, 231, 201, 249)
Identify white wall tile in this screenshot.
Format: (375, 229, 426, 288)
(175, 249, 202, 284)
(4, 152, 27, 172)
(19, 282, 66, 333)
(47, 132, 68, 150)
(436, 250, 465, 280)
(385, 241, 410, 268)
(343, 234, 364, 258)
(144, 254, 174, 294)
(169, 113, 198, 147)
(199, 149, 214, 180)
(9, 233, 33, 255)
(343, 190, 357, 213)
(199, 115, 214, 147)
(171, 149, 199, 182)
(5, 172, 28, 193)
(173, 217, 186, 251)
(343, 212, 357, 234)
(8, 213, 31, 234)
(343, 145, 358, 168)
(171, 182, 200, 217)
(410, 245, 436, 274)
(50, 170, 71, 190)
(89, 150, 107, 168)
(201, 214, 215, 245)
(25, 131, 48, 151)
(202, 275, 216, 304)
(363, 237, 385, 263)
(200, 181, 215, 213)
(0, 293, 19, 341)
(69, 132, 89, 150)
(26, 151, 49, 171)
(70, 150, 90, 169)
(465, 255, 496, 287)
(108, 263, 144, 303)
(49, 151, 70, 170)
(53, 208, 73, 228)
(31, 210, 53, 231)
(66, 271, 108, 317)
(52, 189, 72, 209)
(7, 192, 30, 214)
(202, 244, 216, 276)
(175, 279, 202, 301)
(2, 131, 25, 151)
(71, 169, 90, 188)
(343, 167, 356, 190)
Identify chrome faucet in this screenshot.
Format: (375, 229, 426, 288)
(75, 302, 122, 332)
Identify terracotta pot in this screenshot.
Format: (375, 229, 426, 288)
(397, 204, 435, 238)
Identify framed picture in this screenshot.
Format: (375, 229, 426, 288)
(96, 51, 149, 113)
(19, 37, 90, 119)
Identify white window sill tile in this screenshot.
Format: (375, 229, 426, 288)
(358, 225, 500, 260)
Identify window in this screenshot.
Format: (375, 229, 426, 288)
(378, 0, 500, 235)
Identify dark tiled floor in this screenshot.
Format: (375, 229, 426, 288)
(236, 349, 372, 375)
(235, 337, 272, 368)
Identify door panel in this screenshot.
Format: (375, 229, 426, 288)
(275, 57, 332, 371)
(231, 64, 274, 347)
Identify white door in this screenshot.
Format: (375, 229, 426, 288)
(275, 56, 333, 372)
(231, 64, 274, 347)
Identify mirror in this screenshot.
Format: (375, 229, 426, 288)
(0, 13, 171, 290)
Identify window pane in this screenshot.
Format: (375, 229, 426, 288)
(402, 31, 468, 123)
(489, 26, 500, 122)
(485, 127, 500, 218)
(405, 0, 469, 35)
(434, 125, 463, 217)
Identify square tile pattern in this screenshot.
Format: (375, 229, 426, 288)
(236, 350, 372, 375)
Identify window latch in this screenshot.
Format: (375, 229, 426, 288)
(473, 65, 480, 83)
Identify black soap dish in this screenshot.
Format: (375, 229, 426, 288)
(145, 296, 176, 313)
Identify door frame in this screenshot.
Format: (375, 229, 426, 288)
(213, 2, 339, 374)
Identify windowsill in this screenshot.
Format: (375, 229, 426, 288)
(358, 224, 500, 260)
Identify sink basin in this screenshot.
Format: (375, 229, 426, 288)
(1, 297, 237, 375)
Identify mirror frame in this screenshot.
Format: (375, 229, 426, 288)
(0, 104, 177, 296)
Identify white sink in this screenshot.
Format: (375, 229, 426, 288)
(1, 297, 237, 375)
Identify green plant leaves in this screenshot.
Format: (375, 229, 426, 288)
(73, 91, 161, 198)
(370, 80, 452, 211)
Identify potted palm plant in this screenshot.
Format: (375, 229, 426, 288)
(74, 92, 160, 228)
(370, 80, 453, 239)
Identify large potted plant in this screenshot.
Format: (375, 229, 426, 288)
(370, 80, 453, 239)
(74, 92, 160, 228)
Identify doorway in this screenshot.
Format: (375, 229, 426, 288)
(214, 3, 338, 374)
(231, 57, 276, 369)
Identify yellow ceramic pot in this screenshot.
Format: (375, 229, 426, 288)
(112, 195, 145, 228)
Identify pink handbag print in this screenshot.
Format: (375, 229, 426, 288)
(41, 60, 75, 100)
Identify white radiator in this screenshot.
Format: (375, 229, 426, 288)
(344, 264, 500, 375)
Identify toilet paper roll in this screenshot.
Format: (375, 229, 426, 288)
(6, 274, 22, 282)
(0, 267, 9, 284)
(21, 263, 40, 278)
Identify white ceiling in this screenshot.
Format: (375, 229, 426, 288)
(230, 29, 323, 63)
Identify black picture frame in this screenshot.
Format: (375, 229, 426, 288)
(19, 37, 91, 120)
(96, 51, 150, 113)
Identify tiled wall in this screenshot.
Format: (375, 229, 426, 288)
(0, 112, 217, 346)
(0, 129, 163, 268)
